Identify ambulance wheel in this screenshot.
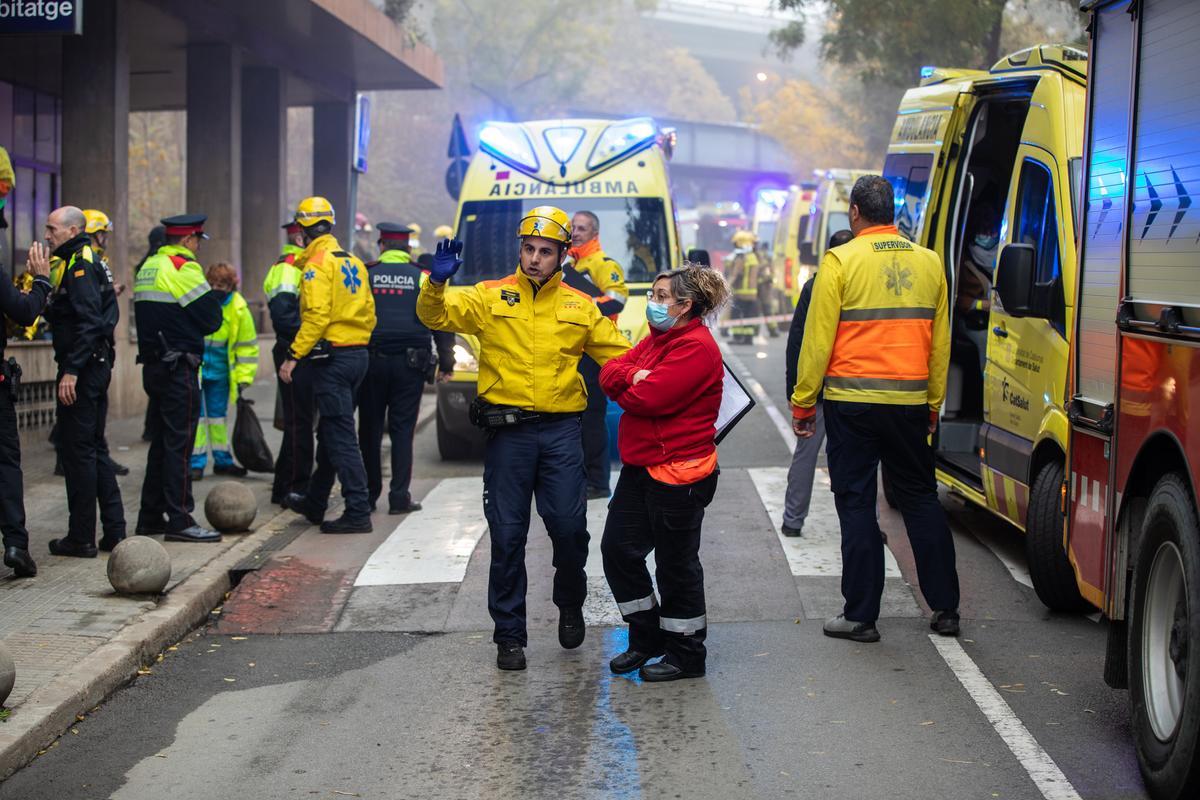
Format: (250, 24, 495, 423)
(1129, 472, 1200, 799)
(1026, 460, 1091, 612)
(436, 413, 475, 461)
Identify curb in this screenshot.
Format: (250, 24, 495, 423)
(0, 505, 298, 778)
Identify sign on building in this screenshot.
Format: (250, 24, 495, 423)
(353, 93, 370, 174)
(0, 0, 83, 35)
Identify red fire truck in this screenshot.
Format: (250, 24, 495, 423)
(1066, 1, 1200, 796)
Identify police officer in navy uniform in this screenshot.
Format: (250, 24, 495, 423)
(0, 242, 52, 577)
(358, 223, 454, 514)
(133, 213, 224, 543)
(41, 206, 125, 558)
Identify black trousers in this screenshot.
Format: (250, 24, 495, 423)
(59, 359, 125, 545)
(306, 348, 371, 520)
(602, 464, 718, 672)
(138, 360, 202, 533)
(0, 383, 29, 550)
(578, 355, 610, 493)
(271, 340, 314, 501)
(357, 351, 425, 510)
(824, 400, 960, 622)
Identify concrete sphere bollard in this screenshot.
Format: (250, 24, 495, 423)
(204, 481, 258, 533)
(107, 537, 172, 595)
(0, 642, 14, 707)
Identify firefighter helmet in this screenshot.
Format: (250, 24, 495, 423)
(83, 209, 112, 234)
(434, 224, 454, 240)
(731, 229, 757, 248)
(517, 206, 571, 244)
(295, 196, 335, 228)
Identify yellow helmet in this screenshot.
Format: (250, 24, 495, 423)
(295, 196, 335, 228)
(732, 229, 757, 247)
(83, 209, 112, 234)
(408, 222, 422, 236)
(434, 224, 454, 240)
(517, 206, 571, 244)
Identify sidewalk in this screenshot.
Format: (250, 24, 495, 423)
(0, 378, 435, 778)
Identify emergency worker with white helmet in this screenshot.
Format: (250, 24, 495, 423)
(416, 205, 631, 671)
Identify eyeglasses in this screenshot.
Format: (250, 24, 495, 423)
(645, 291, 677, 303)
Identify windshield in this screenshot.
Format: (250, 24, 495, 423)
(827, 211, 850, 240)
(455, 197, 671, 285)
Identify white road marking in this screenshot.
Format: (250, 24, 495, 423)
(354, 477, 487, 586)
(718, 340, 795, 449)
(749, 466, 902, 577)
(931, 636, 1084, 800)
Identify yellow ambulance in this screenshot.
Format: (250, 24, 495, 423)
(883, 44, 1088, 610)
(770, 183, 817, 305)
(798, 169, 875, 283)
(436, 116, 682, 459)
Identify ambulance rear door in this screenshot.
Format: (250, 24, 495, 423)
(883, 75, 979, 250)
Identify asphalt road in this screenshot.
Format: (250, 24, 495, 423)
(0, 330, 1150, 800)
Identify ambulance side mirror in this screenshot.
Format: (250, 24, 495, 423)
(994, 243, 1035, 317)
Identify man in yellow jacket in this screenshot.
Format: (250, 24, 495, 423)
(417, 205, 630, 671)
(191, 262, 258, 479)
(791, 175, 960, 643)
(279, 197, 377, 534)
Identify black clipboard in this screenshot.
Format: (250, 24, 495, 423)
(715, 360, 755, 444)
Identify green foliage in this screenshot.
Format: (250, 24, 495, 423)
(772, 0, 1083, 86)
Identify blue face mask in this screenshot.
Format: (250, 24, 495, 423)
(974, 233, 999, 251)
(646, 300, 679, 332)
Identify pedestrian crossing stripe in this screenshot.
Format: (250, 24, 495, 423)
(747, 466, 902, 577)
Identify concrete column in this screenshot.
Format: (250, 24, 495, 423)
(61, 0, 134, 412)
(240, 66, 286, 315)
(186, 43, 242, 266)
(313, 100, 355, 246)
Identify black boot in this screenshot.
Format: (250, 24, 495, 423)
(48, 538, 98, 558)
(214, 463, 248, 477)
(3, 546, 37, 577)
(164, 525, 221, 543)
(558, 605, 585, 649)
(640, 658, 705, 682)
(496, 641, 526, 671)
(609, 649, 662, 675)
(282, 493, 324, 525)
(320, 515, 373, 534)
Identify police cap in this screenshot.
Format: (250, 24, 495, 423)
(376, 222, 413, 244)
(161, 213, 209, 239)
(282, 220, 302, 235)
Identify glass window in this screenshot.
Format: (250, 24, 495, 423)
(455, 197, 671, 285)
(883, 152, 934, 242)
(826, 211, 850, 242)
(14, 165, 33, 254)
(1014, 159, 1061, 285)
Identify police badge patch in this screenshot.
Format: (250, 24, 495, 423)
(500, 288, 521, 306)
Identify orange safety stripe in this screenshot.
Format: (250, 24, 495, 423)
(648, 451, 718, 485)
(481, 274, 519, 290)
(827, 317, 932, 381)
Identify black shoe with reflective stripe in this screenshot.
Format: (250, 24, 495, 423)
(497, 642, 526, 671)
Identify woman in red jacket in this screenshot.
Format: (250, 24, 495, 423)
(599, 263, 730, 682)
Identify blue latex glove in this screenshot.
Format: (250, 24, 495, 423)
(430, 238, 464, 284)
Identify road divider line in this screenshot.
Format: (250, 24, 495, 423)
(930, 635, 1083, 800)
(718, 340, 795, 449)
(354, 477, 487, 586)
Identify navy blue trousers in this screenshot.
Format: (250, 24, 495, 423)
(824, 400, 960, 623)
(357, 352, 426, 510)
(483, 416, 589, 646)
(306, 348, 371, 520)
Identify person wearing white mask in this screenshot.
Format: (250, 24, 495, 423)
(957, 212, 1000, 373)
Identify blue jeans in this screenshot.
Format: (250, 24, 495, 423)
(483, 416, 589, 646)
(306, 349, 371, 520)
